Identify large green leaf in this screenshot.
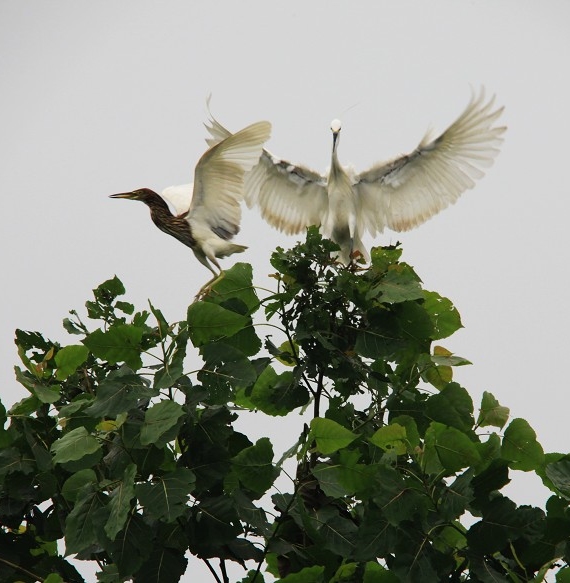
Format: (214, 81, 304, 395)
(135, 468, 196, 521)
(140, 401, 184, 446)
(14, 366, 60, 404)
(367, 264, 423, 304)
(422, 290, 462, 339)
(231, 438, 278, 496)
(207, 262, 258, 313)
(61, 469, 98, 502)
(310, 418, 358, 455)
(279, 565, 325, 583)
(54, 344, 90, 380)
(51, 427, 101, 464)
(187, 302, 248, 345)
(108, 514, 154, 576)
(133, 547, 188, 583)
(369, 423, 407, 455)
(501, 418, 545, 471)
(425, 422, 481, 474)
(84, 366, 156, 418)
(425, 382, 474, 433)
(236, 364, 308, 415)
(477, 391, 510, 429)
(83, 324, 145, 370)
(105, 463, 136, 541)
(64, 484, 106, 554)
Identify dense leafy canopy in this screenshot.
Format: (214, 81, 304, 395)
(2, 229, 570, 582)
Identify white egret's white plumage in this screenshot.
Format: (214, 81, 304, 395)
(206, 90, 505, 263)
(110, 120, 271, 294)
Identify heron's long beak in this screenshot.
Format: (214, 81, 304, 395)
(109, 192, 137, 199)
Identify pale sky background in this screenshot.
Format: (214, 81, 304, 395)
(1, 2, 569, 581)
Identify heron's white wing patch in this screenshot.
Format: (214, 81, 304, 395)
(354, 89, 506, 234)
(191, 120, 271, 239)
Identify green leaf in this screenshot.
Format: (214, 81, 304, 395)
(133, 547, 188, 583)
(425, 422, 481, 473)
(363, 561, 400, 582)
(55, 344, 90, 380)
(310, 418, 358, 455)
(135, 468, 196, 521)
(187, 302, 248, 346)
(231, 438, 279, 496)
(61, 469, 97, 502)
(422, 290, 462, 339)
(83, 324, 145, 370)
(108, 514, 154, 576)
(545, 459, 570, 498)
(313, 457, 376, 498)
(477, 391, 510, 429)
(425, 382, 474, 433)
(51, 427, 101, 464)
(501, 418, 545, 471)
(237, 364, 309, 415)
(140, 400, 184, 446)
(369, 423, 407, 455)
(279, 565, 325, 583)
(84, 366, 156, 418)
(64, 484, 106, 554)
(105, 463, 136, 541)
(368, 264, 423, 304)
(14, 366, 61, 404)
(370, 245, 403, 273)
(207, 262, 258, 313)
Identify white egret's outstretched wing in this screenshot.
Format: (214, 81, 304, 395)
(160, 183, 193, 216)
(354, 89, 506, 234)
(244, 154, 329, 235)
(191, 121, 271, 239)
(204, 110, 329, 235)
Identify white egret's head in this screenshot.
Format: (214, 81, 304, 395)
(330, 119, 342, 134)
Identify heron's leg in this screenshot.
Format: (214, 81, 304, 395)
(193, 252, 224, 301)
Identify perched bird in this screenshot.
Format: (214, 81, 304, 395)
(110, 120, 271, 296)
(205, 90, 505, 263)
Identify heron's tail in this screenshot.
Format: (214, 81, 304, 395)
(217, 243, 248, 258)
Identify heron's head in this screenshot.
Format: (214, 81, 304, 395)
(110, 188, 158, 203)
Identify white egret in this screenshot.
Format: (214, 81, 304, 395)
(110, 120, 271, 296)
(206, 90, 505, 263)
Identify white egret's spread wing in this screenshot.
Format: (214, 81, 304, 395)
(160, 183, 193, 216)
(191, 121, 271, 239)
(354, 89, 506, 234)
(244, 153, 329, 235)
(204, 109, 329, 235)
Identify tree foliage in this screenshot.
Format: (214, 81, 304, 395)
(2, 228, 570, 582)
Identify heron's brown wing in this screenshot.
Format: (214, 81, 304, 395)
(191, 120, 271, 238)
(204, 109, 329, 235)
(353, 89, 506, 235)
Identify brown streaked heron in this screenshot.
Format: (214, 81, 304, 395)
(205, 89, 506, 264)
(110, 120, 271, 297)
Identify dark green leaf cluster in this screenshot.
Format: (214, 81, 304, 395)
(1, 231, 570, 583)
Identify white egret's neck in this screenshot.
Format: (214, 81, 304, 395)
(330, 119, 342, 163)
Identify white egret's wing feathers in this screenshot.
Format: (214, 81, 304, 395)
(161, 183, 193, 216)
(191, 121, 271, 239)
(354, 89, 506, 234)
(244, 152, 329, 235)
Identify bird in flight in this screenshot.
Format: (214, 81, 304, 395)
(205, 90, 505, 264)
(110, 120, 271, 297)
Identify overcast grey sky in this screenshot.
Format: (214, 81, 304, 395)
(2, 2, 569, 581)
